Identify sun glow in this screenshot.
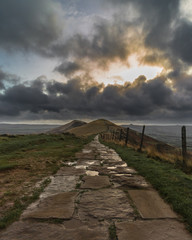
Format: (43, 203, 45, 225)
(93, 56, 163, 85)
(180, 0, 192, 22)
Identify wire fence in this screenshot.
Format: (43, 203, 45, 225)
(124, 125, 192, 150)
(100, 125, 192, 170)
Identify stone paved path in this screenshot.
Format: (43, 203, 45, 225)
(0, 136, 192, 240)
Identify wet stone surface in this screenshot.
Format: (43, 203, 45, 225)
(77, 160, 101, 166)
(22, 192, 77, 220)
(1, 135, 191, 240)
(80, 176, 111, 189)
(0, 221, 109, 240)
(78, 189, 135, 221)
(40, 175, 78, 199)
(128, 190, 177, 219)
(116, 220, 192, 240)
(111, 174, 151, 189)
(55, 167, 85, 176)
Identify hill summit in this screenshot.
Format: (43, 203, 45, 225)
(68, 119, 121, 136)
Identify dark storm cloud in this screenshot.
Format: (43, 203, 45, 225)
(52, 17, 132, 69)
(171, 21, 192, 64)
(137, 0, 179, 49)
(108, 0, 179, 47)
(0, 75, 184, 120)
(52, 0, 192, 76)
(1, 0, 189, 70)
(0, 0, 63, 52)
(0, 68, 20, 89)
(107, 0, 192, 69)
(0, 85, 49, 114)
(0, 82, 64, 116)
(2, 0, 192, 122)
(1, 72, 192, 122)
(54, 62, 81, 76)
(1, 0, 191, 70)
(0, 69, 7, 89)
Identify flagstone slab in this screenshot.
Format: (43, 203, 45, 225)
(103, 160, 125, 166)
(23, 192, 77, 219)
(0, 221, 109, 240)
(77, 159, 101, 166)
(88, 166, 111, 175)
(116, 220, 192, 240)
(85, 170, 99, 176)
(128, 190, 177, 219)
(97, 155, 122, 161)
(111, 174, 151, 189)
(80, 176, 111, 189)
(56, 167, 85, 176)
(78, 189, 135, 221)
(40, 175, 78, 199)
(88, 165, 137, 177)
(82, 149, 93, 154)
(62, 219, 109, 239)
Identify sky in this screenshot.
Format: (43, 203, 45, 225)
(0, 0, 192, 124)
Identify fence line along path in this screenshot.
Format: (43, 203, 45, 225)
(0, 136, 191, 240)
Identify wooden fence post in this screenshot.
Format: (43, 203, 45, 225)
(112, 131, 115, 140)
(139, 125, 145, 151)
(114, 131, 116, 140)
(114, 130, 117, 141)
(119, 129, 123, 141)
(182, 126, 187, 168)
(115, 130, 118, 141)
(125, 128, 129, 146)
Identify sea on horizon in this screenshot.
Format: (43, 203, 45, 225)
(0, 124, 60, 135)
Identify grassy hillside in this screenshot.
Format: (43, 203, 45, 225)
(0, 133, 91, 229)
(69, 119, 121, 136)
(101, 126, 191, 167)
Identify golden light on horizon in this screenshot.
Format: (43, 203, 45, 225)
(93, 55, 163, 85)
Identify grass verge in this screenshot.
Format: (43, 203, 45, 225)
(0, 178, 50, 229)
(0, 133, 93, 230)
(101, 139, 192, 233)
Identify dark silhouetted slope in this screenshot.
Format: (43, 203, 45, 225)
(48, 120, 87, 134)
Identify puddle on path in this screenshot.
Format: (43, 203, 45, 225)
(65, 161, 77, 166)
(86, 170, 99, 176)
(84, 161, 100, 166)
(114, 174, 132, 177)
(116, 163, 127, 167)
(107, 167, 117, 170)
(75, 165, 87, 169)
(82, 149, 92, 154)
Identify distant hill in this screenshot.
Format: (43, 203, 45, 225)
(47, 120, 87, 134)
(68, 119, 122, 136)
(47, 119, 185, 165)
